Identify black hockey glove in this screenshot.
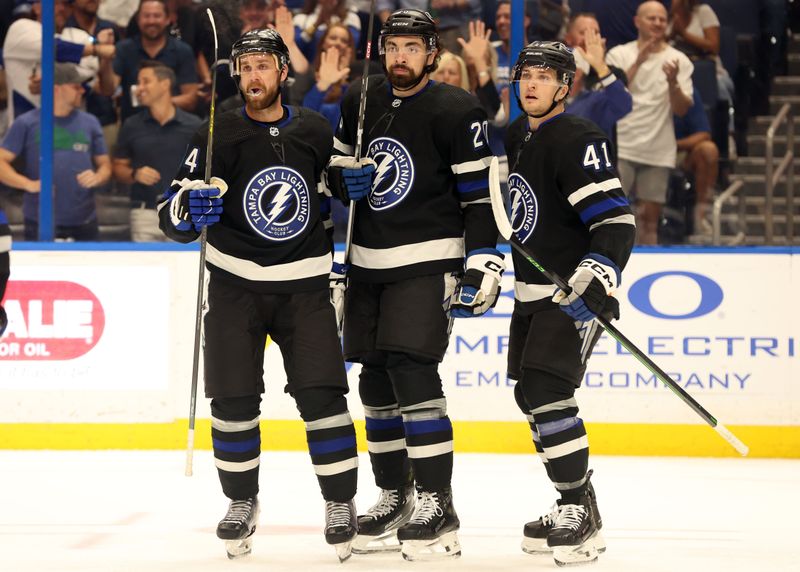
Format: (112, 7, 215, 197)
(324, 156, 377, 202)
(451, 248, 506, 317)
(552, 254, 621, 322)
(168, 177, 228, 232)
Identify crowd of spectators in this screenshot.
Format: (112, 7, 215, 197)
(0, 0, 794, 245)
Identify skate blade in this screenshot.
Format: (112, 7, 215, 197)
(352, 531, 402, 554)
(225, 535, 254, 560)
(334, 540, 353, 563)
(553, 540, 599, 567)
(593, 530, 607, 554)
(521, 536, 552, 555)
(400, 531, 461, 562)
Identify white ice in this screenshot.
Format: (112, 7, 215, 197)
(1, 451, 796, 572)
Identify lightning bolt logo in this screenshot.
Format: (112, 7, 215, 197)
(264, 182, 294, 226)
(372, 154, 395, 193)
(510, 190, 523, 228)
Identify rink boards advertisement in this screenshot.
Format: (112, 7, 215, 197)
(0, 246, 797, 457)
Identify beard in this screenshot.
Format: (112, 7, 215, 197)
(243, 82, 280, 110)
(387, 65, 424, 90)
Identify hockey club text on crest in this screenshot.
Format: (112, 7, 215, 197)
(366, 137, 415, 211)
(243, 166, 310, 241)
(508, 173, 538, 242)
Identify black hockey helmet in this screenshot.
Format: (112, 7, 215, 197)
(230, 28, 290, 82)
(512, 41, 576, 88)
(378, 9, 439, 55)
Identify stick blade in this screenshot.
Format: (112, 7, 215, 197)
(488, 156, 513, 240)
(714, 423, 750, 456)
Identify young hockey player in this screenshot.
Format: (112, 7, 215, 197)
(504, 41, 635, 566)
(324, 8, 504, 561)
(158, 28, 359, 562)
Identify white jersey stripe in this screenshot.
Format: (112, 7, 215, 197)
(215, 457, 260, 472)
(333, 137, 353, 155)
(589, 213, 637, 232)
(514, 281, 555, 302)
(543, 435, 589, 459)
(451, 156, 492, 175)
(313, 457, 359, 476)
(0, 236, 11, 253)
(206, 244, 331, 282)
(567, 178, 623, 206)
(367, 438, 406, 454)
(351, 237, 464, 270)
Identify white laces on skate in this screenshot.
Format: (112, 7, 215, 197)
(326, 502, 352, 528)
(221, 499, 255, 525)
(541, 503, 559, 526)
(408, 492, 443, 525)
(553, 504, 588, 531)
(364, 489, 400, 519)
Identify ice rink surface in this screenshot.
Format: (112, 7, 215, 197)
(1, 450, 796, 572)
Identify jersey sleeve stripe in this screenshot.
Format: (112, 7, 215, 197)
(0, 235, 11, 253)
(578, 195, 630, 223)
(333, 137, 353, 155)
(457, 179, 489, 195)
(351, 237, 464, 270)
(451, 157, 492, 175)
(460, 196, 492, 208)
(567, 177, 623, 206)
(207, 244, 331, 282)
(589, 213, 637, 231)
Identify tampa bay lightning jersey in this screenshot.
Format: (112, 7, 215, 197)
(333, 76, 498, 282)
(505, 112, 636, 312)
(158, 106, 334, 294)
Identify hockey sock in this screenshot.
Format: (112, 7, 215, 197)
(401, 403, 453, 492)
(210, 396, 262, 500)
(295, 388, 358, 503)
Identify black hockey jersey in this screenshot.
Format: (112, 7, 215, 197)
(505, 113, 636, 312)
(158, 106, 334, 293)
(333, 76, 498, 282)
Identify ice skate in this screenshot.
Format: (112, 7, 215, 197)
(216, 497, 259, 560)
(398, 488, 461, 561)
(325, 499, 358, 562)
(548, 494, 601, 567)
(521, 502, 559, 554)
(352, 485, 416, 554)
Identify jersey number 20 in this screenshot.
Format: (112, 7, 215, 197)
(470, 121, 489, 149)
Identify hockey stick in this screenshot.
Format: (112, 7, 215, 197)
(343, 0, 377, 264)
(185, 8, 220, 477)
(488, 157, 749, 456)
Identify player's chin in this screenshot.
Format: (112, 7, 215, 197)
(389, 71, 420, 89)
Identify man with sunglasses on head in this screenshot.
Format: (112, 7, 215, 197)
(324, 8, 503, 561)
(504, 42, 635, 566)
(158, 28, 360, 563)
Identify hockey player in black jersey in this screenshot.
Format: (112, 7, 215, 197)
(0, 207, 10, 336)
(324, 9, 504, 561)
(157, 29, 359, 562)
(504, 42, 635, 566)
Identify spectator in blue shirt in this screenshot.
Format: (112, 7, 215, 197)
(674, 86, 718, 235)
(300, 23, 354, 130)
(563, 12, 632, 142)
(113, 60, 201, 242)
(0, 63, 110, 241)
(293, 0, 361, 63)
(100, 0, 198, 121)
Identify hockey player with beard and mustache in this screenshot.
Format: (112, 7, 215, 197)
(323, 9, 504, 561)
(157, 28, 360, 563)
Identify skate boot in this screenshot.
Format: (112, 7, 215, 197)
(397, 488, 461, 561)
(585, 470, 606, 554)
(521, 502, 559, 554)
(216, 497, 259, 560)
(547, 491, 601, 567)
(325, 499, 358, 562)
(352, 484, 416, 553)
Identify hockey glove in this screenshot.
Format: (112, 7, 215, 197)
(329, 261, 348, 335)
(325, 156, 377, 202)
(552, 253, 621, 322)
(451, 248, 506, 318)
(169, 177, 228, 232)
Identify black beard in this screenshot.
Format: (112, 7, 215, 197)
(388, 66, 424, 90)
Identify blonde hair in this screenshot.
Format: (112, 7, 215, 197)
(434, 51, 470, 92)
